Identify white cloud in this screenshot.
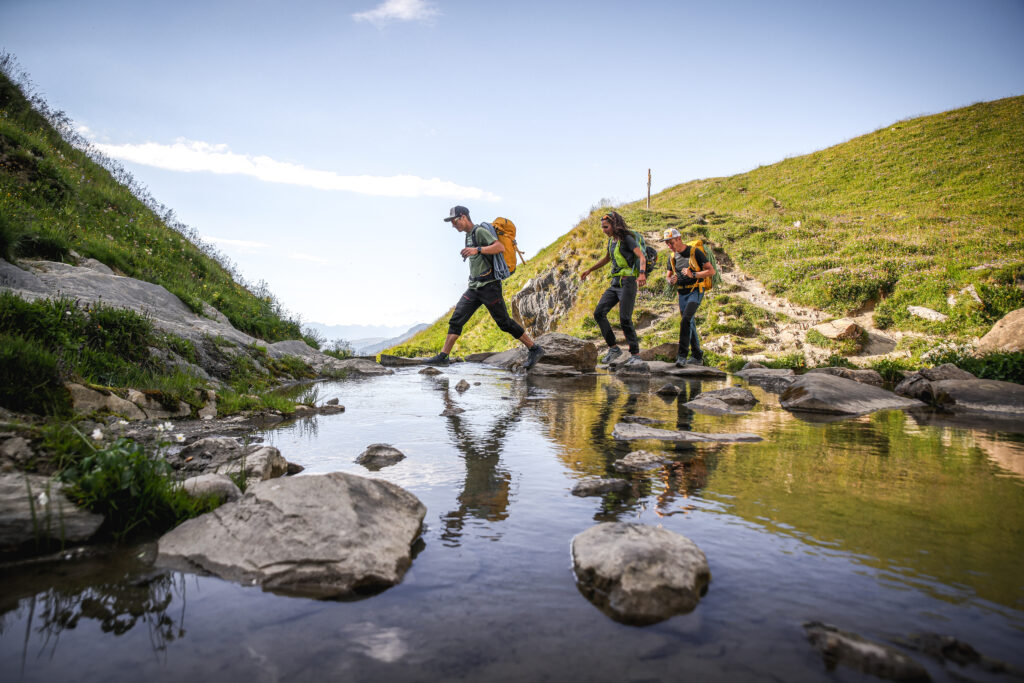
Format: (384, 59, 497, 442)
(352, 0, 439, 27)
(204, 236, 271, 249)
(288, 252, 330, 264)
(93, 138, 500, 201)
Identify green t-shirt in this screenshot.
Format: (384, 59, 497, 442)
(466, 225, 497, 289)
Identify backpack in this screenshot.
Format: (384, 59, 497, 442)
(609, 230, 658, 277)
(492, 217, 526, 273)
(473, 222, 517, 281)
(669, 238, 719, 292)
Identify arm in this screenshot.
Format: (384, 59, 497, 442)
(683, 252, 714, 279)
(581, 255, 611, 281)
(459, 241, 504, 258)
(632, 246, 648, 286)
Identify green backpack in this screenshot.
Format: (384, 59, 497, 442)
(609, 230, 658, 277)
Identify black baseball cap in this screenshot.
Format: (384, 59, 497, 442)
(443, 205, 470, 222)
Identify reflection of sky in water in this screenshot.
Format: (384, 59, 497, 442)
(3, 366, 1023, 682)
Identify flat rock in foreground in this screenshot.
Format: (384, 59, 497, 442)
(780, 374, 924, 416)
(1, 472, 104, 552)
(612, 423, 762, 443)
(157, 472, 426, 598)
(572, 522, 710, 626)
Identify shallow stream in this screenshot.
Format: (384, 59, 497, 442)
(2, 366, 1023, 681)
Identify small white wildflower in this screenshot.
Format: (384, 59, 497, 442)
(116, 419, 129, 426)
(91, 428, 103, 441)
(174, 433, 185, 443)
(37, 492, 49, 507)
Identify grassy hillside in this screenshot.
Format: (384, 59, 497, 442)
(392, 96, 1024, 359)
(0, 59, 310, 345)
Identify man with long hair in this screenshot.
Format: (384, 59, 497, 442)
(580, 211, 647, 365)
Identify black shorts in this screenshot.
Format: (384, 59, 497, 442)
(448, 281, 525, 338)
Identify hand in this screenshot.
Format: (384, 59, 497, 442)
(580, 269, 590, 281)
(668, 273, 677, 285)
(683, 267, 693, 278)
(638, 273, 647, 287)
(460, 247, 479, 259)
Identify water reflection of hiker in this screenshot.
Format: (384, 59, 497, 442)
(580, 211, 647, 367)
(434, 379, 528, 545)
(663, 228, 715, 367)
(424, 206, 545, 369)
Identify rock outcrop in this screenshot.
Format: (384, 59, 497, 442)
(804, 621, 929, 681)
(571, 522, 710, 625)
(158, 472, 426, 598)
(978, 308, 1024, 353)
(510, 263, 580, 337)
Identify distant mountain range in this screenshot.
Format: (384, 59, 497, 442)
(303, 321, 429, 355)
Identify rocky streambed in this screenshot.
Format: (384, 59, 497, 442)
(2, 343, 1023, 682)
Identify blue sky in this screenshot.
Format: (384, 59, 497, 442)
(2, 0, 1023, 332)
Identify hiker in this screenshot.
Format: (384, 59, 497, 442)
(663, 228, 715, 366)
(424, 206, 545, 369)
(580, 211, 647, 365)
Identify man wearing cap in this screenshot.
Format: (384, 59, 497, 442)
(424, 206, 545, 369)
(663, 228, 715, 366)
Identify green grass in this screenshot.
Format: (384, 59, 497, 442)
(0, 60, 314, 346)
(395, 96, 1024, 356)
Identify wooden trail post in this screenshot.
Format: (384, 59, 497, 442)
(647, 168, 651, 209)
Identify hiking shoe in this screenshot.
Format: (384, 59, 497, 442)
(601, 347, 624, 364)
(524, 345, 546, 370)
(623, 354, 643, 366)
(423, 353, 450, 367)
(686, 357, 705, 366)
(675, 355, 688, 367)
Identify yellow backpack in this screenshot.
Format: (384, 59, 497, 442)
(492, 217, 527, 274)
(669, 239, 715, 292)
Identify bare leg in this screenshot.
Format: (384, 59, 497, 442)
(517, 332, 535, 349)
(441, 333, 459, 355)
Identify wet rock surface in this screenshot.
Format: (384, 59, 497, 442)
(572, 522, 710, 625)
(612, 423, 762, 443)
(699, 387, 758, 406)
(356, 443, 406, 470)
(613, 450, 670, 472)
(806, 366, 884, 387)
(930, 379, 1024, 417)
(571, 478, 632, 496)
(780, 374, 924, 416)
(804, 621, 930, 681)
(683, 395, 738, 415)
(157, 472, 426, 599)
(486, 333, 597, 373)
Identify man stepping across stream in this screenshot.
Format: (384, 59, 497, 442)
(424, 205, 545, 369)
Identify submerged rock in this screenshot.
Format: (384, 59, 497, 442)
(157, 472, 426, 599)
(780, 374, 925, 416)
(804, 621, 930, 682)
(455, 379, 470, 392)
(571, 478, 632, 497)
(613, 450, 670, 473)
(356, 443, 406, 470)
(612, 423, 762, 443)
(572, 522, 710, 626)
(655, 383, 682, 396)
(419, 367, 443, 376)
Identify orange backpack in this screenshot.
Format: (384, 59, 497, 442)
(492, 217, 526, 274)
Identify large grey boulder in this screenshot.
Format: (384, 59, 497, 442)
(979, 308, 1024, 353)
(895, 364, 977, 401)
(1, 472, 104, 552)
(804, 621, 929, 681)
(486, 333, 598, 373)
(158, 472, 426, 598)
(66, 383, 147, 420)
(735, 368, 797, 393)
(930, 379, 1024, 418)
(571, 522, 710, 625)
(613, 423, 762, 443)
(780, 374, 924, 416)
